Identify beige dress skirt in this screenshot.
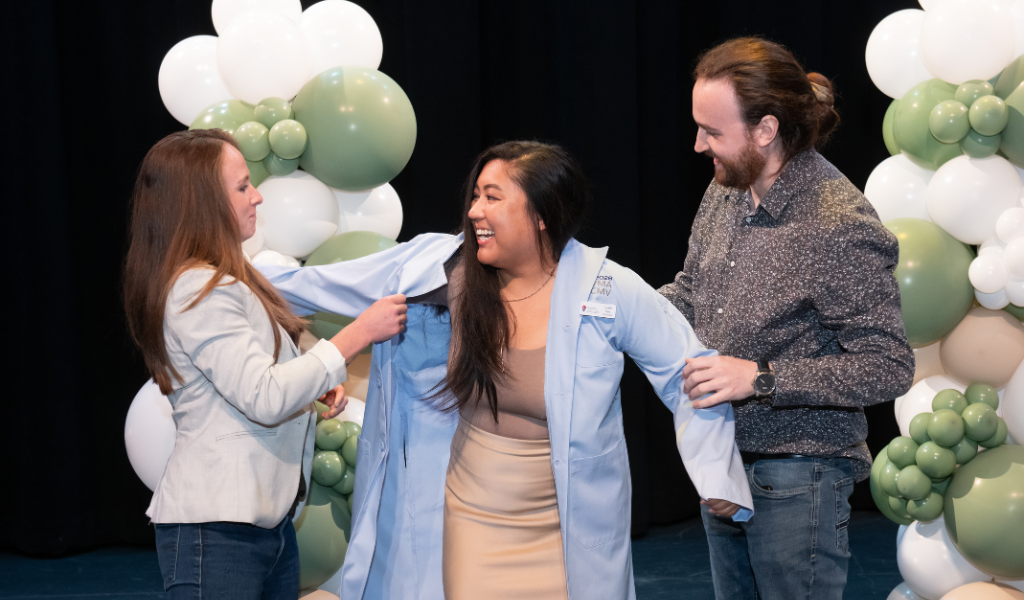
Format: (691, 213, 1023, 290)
(442, 417, 569, 600)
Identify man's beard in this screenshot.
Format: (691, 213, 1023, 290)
(707, 141, 766, 190)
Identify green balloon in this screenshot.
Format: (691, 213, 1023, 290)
(308, 311, 356, 341)
(897, 465, 932, 500)
(306, 231, 399, 267)
(268, 119, 308, 160)
(944, 445, 1024, 578)
(895, 79, 963, 170)
(254, 96, 293, 129)
(888, 437, 920, 468)
(233, 121, 271, 162)
(246, 159, 270, 188)
(347, 493, 354, 513)
(263, 152, 299, 176)
(295, 482, 351, 590)
(962, 403, 999, 442)
(916, 441, 957, 479)
(929, 100, 971, 143)
(189, 100, 256, 135)
(331, 465, 356, 495)
(994, 56, 1024, 99)
(932, 476, 952, 495)
(956, 80, 995, 106)
(910, 412, 933, 444)
(888, 495, 912, 521)
(979, 417, 1009, 448)
(311, 450, 344, 487)
(342, 421, 362, 439)
(907, 491, 945, 522)
(315, 419, 348, 451)
(341, 434, 358, 467)
(951, 437, 979, 464)
(965, 383, 1000, 409)
(928, 408, 966, 447)
(871, 448, 914, 525)
(314, 400, 330, 424)
(294, 66, 417, 191)
(960, 129, 1001, 158)
(969, 95, 1010, 136)
(999, 82, 1024, 167)
(880, 460, 903, 498)
(933, 389, 969, 414)
(883, 99, 901, 156)
(1006, 303, 1024, 321)
(885, 219, 975, 347)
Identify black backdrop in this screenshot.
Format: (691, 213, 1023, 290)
(2, 0, 918, 555)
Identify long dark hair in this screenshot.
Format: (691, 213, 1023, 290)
(124, 129, 306, 394)
(443, 141, 588, 419)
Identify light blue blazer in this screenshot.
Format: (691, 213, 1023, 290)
(259, 233, 753, 600)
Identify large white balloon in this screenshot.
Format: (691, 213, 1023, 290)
(970, 254, 1011, 293)
(866, 10, 933, 99)
(252, 249, 300, 267)
(217, 9, 312, 104)
(158, 36, 234, 126)
(920, 0, 1016, 85)
(124, 380, 175, 491)
(1000, 357, 1024, 445)
(888, 582, 927, 600)
(212, 0, 301, 35)
(301, 0, 384, 73)
(865, 154, 935, 222)
(897, 375, 966, 436)
(335, 397, 365, 426)
(927, 155, 1024, 245)
(897, 517, 993, 600)
(258, 171, 339, 258)
(242, 214, 267, 257)
(333, 183, 404, 240)
(997, 208, 1024, 244)
(1012, 0, 1024, 59)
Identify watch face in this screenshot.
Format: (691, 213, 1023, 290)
(754, 373, 776, 395)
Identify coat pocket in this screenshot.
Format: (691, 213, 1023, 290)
(567, 441, 630, 548)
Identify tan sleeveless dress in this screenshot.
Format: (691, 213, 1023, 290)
(442, 347, 569, 600)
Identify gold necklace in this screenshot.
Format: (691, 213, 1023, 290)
(500, 268, 556, 303)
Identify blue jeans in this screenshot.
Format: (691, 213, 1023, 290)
(154, 518, 299, 600)
(700, 457, 856, 600)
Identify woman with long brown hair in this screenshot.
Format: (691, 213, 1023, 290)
(123, 128, 408, 599)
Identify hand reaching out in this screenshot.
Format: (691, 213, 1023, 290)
(702, 497, 740, 518)
(318, 384, 348, 419)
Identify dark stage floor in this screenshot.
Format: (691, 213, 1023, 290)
(0, 511, 901, 599)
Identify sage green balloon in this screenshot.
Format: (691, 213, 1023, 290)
(932, 476, 952, 495)
(888, 436, 920, 468)
(962, 403, 998, 442)
(944, 445, 1024, 578)
(933, 389, 969, 414)
(916, 441, 957, 479)
(294, 66, 417, 191)
(910, 412, 933, 444)
(928, 408, 966, 447)
(994, 55, 1024, 99)
(254, 96, 293, 129)
(306, 231, 399, 266)
(189, 99, 256, 135)
(871, 448, 914, 525)
(897, 465, 932, 500)
(342, 434, 358, 467)
(979, 417, 1009, 448)
(347, 493, 354, 513)
(311, 450, 344, 487)
(233, 121, 271, 162)
(885, 219, 975, 347)
(888, 496, 912, 521)
(263, 151, 299, 177)
(956, 80, 995, 106)
(883, 99, 901, 156)
(951, 437, 979, 464)
(331, 465, 356, 495)
(1006, 302, 1024, 321)
(246, 159, 270, 188)
(965, 382, 1000, 409)
(929, 100, 971, 143)
(315, 418, 348, 451)
(895, 79, 962, 170)
(294, 482, 351, 590)
(969, 95, 1010, 136)
(907, 491, 945, 522)
(880, 460, 903, 498)
(342, 421, 362, 439)
(308, 311, 356, 341)
(960, 129, 1001, 158)
(314, 400, 330, 424)
(999, 81, 1024, 167)
(268, 119, 307, 160)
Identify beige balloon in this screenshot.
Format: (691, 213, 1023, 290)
(940, 307, 1024, 388)
(914, 341, 945, 385)
(939, 582, 1024, 600)
(345, 353, 372, 401)
(299, 590, 339, 600)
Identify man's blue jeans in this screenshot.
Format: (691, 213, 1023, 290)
(154, 517, 299, 599)
(700, 457, 857, 600)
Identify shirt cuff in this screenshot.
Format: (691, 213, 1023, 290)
(306, 338, 347, 388)
(732, 507, 753, 522)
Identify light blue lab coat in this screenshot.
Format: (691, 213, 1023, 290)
(259, 233, 753, 600)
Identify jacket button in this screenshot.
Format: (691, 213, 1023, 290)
(376, 378, 382, 388)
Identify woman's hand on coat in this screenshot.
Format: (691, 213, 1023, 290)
(330, 294, 408, 361)
(702, 498, 740, 518)
(683, 355, 756, 409)
(318, 384, 348, 419)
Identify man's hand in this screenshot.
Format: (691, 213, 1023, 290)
(318, 384, 348, 419)
(702, 498, 740, 518)
(683, 355, 758, 409)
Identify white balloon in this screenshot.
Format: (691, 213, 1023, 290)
(217, 9, 311, 104)
(920, 0, 1016, 85)
(977, 287, 1011, 309)
(212, 0, 301, 35)
(866, 10, 933, 99)
(335, 397, 365, 426)
(898, 524, 910, 547)
(1000, 356, 1024, 445)
(888, 581, 927, 600)
(301, 0, 384, 74)
(927, 156, 1024, 244)
(1006, 238, 1024, 277)
(242, 214, 266, 257)
(980, 236, 1008, 257)
(919, 0, 942, 10)
(997, 208, 1024, 243)
(865, 154, 935, 222)
(124, 380, 175, 491)
(970, 254, 1010, 293)
(252, 249, 300, 267)
(158, 36, 234, 126)
(1012, 0, 1024, 59)
(1007, 277, 1024, 305)
(333, 183, 404, 240)
(257, 170, 339, 258)
(897, 375, 966, 436)
(897, 517, 992, 600)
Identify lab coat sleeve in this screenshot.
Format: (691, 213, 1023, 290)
(616, 267, 754, 521)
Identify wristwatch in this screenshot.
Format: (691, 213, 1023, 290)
(752, 359, 776, 397)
